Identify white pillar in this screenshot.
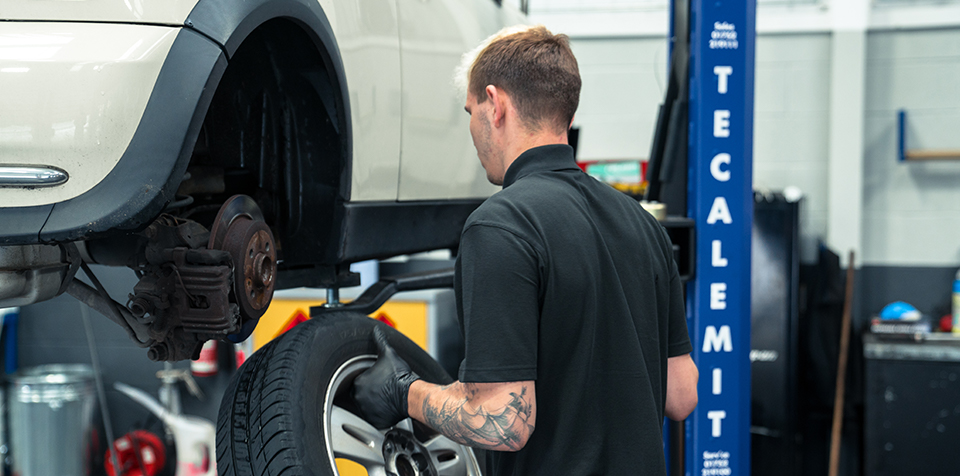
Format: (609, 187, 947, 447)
(826, 0, 869, 268)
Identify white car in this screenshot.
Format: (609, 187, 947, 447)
(0, 0, 522, 356)
(2, 2, 524, 474)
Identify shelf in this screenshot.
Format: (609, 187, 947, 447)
(898, 110, 960, 162)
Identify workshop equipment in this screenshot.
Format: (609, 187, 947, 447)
(879, 301, 921, 320)
(114, 382, 215, 476)
(7, 364, 98, 476)
(863, 333, 960, 475)
(105, 429, 167, 476)
(750, 193, 801, 476)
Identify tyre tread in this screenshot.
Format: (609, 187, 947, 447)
(219, 315, 316, 476)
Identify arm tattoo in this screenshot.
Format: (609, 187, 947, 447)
(421, 384, 534, 451)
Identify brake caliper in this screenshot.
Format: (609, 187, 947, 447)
(128, 195, 276, 361)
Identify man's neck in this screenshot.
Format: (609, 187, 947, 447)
(501, 131, 569, 175)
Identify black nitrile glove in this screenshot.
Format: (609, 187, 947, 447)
(351, 326, 420, 429)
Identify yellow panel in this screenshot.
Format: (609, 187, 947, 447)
(374, 301, 429, 351)
(336, 458, 368, 475)
(253, 299, 430, 352)
(252, 300, 317, 350)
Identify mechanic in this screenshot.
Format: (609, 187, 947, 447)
(353, 24, 699, 475)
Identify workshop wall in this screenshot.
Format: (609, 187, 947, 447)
(568, 26, 960, 271)
(568, 37, 667, 161)
(567, 32, 832, 262)
(752, 33, 832, 264)
(862, 28, 960, 267)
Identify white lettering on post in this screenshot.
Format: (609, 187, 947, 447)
(706, 197, 733, 225)
(714, 110, 730, 138)
(707, 410, 727, 437)
(713, 368, 722, 395)
(711, 240, 728, 267)
(703, 325, 733, 353)
(710, 283, 727, 309)
(710, 153, 731, 182)
(714, 66, 733, 94)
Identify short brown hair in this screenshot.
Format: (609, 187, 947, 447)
(467, 25, 580, 135)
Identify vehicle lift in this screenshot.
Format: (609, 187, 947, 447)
(648, 0, 754, 474)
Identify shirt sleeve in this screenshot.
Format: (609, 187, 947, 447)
(457, 223, 541, 383)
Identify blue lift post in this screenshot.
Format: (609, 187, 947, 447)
(686, 0, 755, 474)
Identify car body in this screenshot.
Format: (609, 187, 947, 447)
(0, 0, 524, 359)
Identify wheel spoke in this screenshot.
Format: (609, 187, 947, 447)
(423, 435, 472, 475)
(395, 417, 415, 433)
(330, 405, 385, 468)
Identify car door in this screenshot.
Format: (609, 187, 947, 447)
(395, 0, 523, 201)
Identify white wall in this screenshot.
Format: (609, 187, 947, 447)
(752, 34, 831, 263)
(532, 1, 960, 267)
(862, 29, 960, 265)
(568, 38, 667, 161)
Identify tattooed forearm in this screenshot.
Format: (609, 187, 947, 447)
(419, 383, 535, 451)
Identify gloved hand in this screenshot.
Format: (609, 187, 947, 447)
(351, 326, 420, 429)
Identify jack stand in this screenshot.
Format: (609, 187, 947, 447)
(311, 268, 454, 317)
(324, 287, 344, 308)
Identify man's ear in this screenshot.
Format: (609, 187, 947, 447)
(486, 85, 506, 128)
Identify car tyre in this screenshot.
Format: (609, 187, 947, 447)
(217, 311, 482, 476)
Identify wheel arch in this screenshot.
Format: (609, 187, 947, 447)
(37, 0, 352, 246)
(186, 0, 353, 201)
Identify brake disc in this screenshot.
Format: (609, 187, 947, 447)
(209, 195, 277, 340)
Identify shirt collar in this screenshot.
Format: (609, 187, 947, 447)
(502, 144, 580, 188)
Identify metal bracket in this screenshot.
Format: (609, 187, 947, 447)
(898, 109, 960, 162)
(56, 242, 83, 297)
(311, 268, 454, 317)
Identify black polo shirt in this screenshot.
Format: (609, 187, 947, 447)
(454, 144, 692, 476)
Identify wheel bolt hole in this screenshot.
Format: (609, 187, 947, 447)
(396, 455, 417, 476)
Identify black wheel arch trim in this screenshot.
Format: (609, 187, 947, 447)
(0, 205, 54, 245)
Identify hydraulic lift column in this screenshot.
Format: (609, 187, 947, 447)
(685, 0, 755, 474)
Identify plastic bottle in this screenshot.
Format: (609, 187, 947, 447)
(953, 269, 960, 335)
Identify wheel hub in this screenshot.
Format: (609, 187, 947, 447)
(209, 195, 277, 339)
(383, 429, 438, 476)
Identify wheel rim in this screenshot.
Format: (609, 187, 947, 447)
(323, 355, 481, 476)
